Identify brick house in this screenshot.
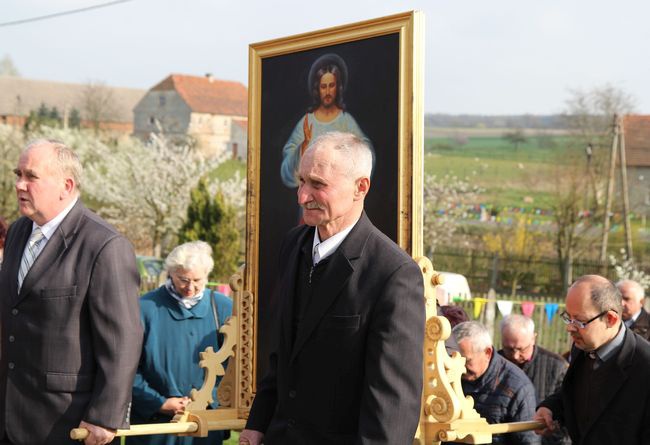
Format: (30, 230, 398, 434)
(622, 115, 650, 214)
(133, 74, 248, 159)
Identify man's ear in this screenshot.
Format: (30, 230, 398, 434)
(606, 310, 620, 328)
(60, 177, 75, 199)
(354, 177, 370, 200)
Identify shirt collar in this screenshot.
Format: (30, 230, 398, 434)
(594, 322, 625, 363)
(33, 197, 78, 241)
(312, 218, 359, 265)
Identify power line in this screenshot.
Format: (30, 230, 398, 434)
(0, 0, 134, 28)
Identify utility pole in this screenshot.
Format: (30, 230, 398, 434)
(600, 115, 619, 265)
(619, 116, 634, 259)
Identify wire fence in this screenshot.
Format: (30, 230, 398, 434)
(431, 247, 623, 297)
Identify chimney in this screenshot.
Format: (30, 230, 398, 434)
(206, 73, 214, 83)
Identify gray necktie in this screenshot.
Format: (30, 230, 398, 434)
(18, 227, 45, 291)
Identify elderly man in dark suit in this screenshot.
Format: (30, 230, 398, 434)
(534, 275, 650, 445)
(240, 131, 424, 445)
(454, 321, 539, 445)
(617, 279, 650, 341)
(0, 140, 143, 445)
(498, 314, 569, 445)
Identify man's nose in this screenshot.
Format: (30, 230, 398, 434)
(297, 186, 309, 204)
(15, 177, 26, 190)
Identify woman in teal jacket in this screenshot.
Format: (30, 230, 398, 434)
(131, 241, 232, 444)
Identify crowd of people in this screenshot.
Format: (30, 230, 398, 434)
(1, 134, 650, 445)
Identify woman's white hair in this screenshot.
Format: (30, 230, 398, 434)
(452, 321, 493, 352)
(164, 241, 214, 276)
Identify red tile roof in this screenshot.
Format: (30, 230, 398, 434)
(151, 74, 247, 116)
(623, 115, 650, 167)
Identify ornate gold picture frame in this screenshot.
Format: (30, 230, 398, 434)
(246, 10, 425, 385)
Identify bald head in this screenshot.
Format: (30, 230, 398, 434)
(570, 274, 623, 315)
(565, 275, 622, 351)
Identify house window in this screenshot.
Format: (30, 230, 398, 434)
(149, 116, 156, 125)
(159, 95, 166, 107)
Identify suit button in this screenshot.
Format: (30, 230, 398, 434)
(287, 419, 295, 428)
(11, 309, 18, 315)
(8, 363, 14, 370)
(288, 390, 296, 399)
(8, 336, 14, 343)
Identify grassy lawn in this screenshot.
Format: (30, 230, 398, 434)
(425, 134, 577, 163)
(210, 158, 246, 181)
(426, 134, 582, 206)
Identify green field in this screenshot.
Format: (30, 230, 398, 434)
(425, 134, 577, 162)
(424, 134, 575, 209)
(210, 158, 246, 181)
(212, 134, 576, 210)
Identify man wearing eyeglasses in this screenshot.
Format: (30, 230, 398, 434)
(499, 315, 570, 445)
(453, 321, 540, 445)
(534, 274, 650, 445)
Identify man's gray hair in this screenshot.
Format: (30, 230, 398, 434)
(572, 275, 623, 315)
(452, 321, 493, 352)
(308, 131, 373, 179)
(25, 139, 83, 191)
(616, 279, 645, 301)
(164, 241, 214, 276)
(500, 314, 535, 336)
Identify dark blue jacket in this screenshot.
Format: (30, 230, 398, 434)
(462, 352, 540, 444)
(130, 286, 232, 445)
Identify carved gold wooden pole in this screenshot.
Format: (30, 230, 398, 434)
(71, 267, 254, 441)
(72, 261, 545, 443)
(413, 256, 543, 444)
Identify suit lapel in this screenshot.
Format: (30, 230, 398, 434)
(290, 213, 372, 363)
(280, 227, 311, 357)
(15, 201, 84, 304)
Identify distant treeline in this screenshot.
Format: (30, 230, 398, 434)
(425, 114, 569, 129)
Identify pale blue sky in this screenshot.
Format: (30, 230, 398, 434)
(2, 0, 648, 114)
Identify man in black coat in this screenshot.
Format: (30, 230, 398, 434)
(617, 279, 650, 341)
(535, 275, 650, 445)
(239, 132, 424, 445)
(499, 314, 569, 445)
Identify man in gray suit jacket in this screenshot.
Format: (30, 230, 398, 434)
(240, 132, 425, 445)
(0, 140, 143, 445)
